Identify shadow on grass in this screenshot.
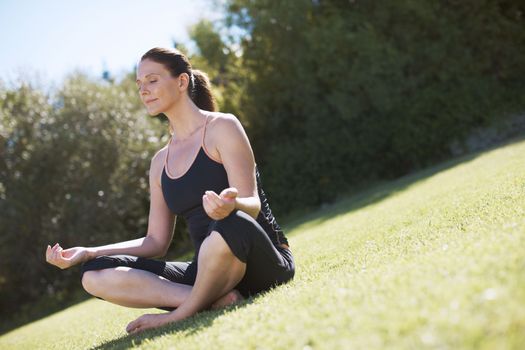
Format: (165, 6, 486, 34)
(283, 135, 525, 235)
(89, 298, 255, 350)
(0, 289, 92, 336)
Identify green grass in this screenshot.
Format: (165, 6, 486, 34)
(2, 138, 524, 350)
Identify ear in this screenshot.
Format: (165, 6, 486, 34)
(178, 73, 190, 91)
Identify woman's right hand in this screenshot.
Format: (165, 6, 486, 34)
(45, 243, 93, 269)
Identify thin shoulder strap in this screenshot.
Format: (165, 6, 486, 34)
(163, 134, 173, 173)
(201, 114, 211, 147)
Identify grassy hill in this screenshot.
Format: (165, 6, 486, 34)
(1, 138, 524, 350)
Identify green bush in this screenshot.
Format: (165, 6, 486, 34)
(225, 0, 525, 213)
(0, 75, 192, 318)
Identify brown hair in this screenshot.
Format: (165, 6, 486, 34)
(141, 47, 217, 112)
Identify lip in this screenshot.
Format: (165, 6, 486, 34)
(145, 98, 158, 104)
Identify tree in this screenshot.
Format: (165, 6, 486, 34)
(223, 0, 525, 213)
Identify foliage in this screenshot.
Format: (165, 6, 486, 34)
(1, 137, 524, 349)
(0, 75, 191, 318)
(188, 20, 246, 124)
(224, 0, 525, 214)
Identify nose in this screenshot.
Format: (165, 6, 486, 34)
(137, 81, 148, 95)
(139, 85, 148, 95)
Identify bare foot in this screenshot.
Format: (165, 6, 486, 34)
(211, 289, 244, 309)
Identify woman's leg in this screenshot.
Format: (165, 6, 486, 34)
(164, 231, 246, 321)
(81, 232, 246, 311)
(80, 255, 195, 309)
(82, 266, 244, 310)
(82, 267, 192, 309)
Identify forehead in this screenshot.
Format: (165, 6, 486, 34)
(136, 59, 169, 80)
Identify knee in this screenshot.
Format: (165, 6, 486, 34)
(201, 231, 233, 258)
(81, 270, 101, 296)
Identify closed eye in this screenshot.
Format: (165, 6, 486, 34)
(136, 80, 157, 91)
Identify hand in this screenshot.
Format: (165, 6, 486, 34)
(45, 243, 92, 269)
(126, 313, 171, 334)
(202, 187, 238, 220)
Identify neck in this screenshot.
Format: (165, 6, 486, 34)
(164, 96, 206, 140)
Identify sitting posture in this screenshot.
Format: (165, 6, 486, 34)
(46, 47, 294, 334)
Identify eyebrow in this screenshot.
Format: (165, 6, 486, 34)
(136, 73, 159, 83)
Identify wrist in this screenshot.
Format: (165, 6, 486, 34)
(85, 247, 97, 261)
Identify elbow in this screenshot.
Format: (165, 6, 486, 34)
(155, 246, 169, 258)
(145, 236, 170, 258)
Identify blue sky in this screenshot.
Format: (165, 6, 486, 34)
(0, 0, 223, 85)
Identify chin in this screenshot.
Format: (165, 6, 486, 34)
(145, 107, 161, 116)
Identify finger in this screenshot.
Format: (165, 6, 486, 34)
(209, 195, 223, 210)
(205, 192, 224, 208)
(207, 194, 233, 217)
(51, 244, 61, 255)
(52, 249, 63, 263)
(204, 195, 219, 211)
(46, 245, 51, 260)
(53, 246, 61, 256)
(221, 187, 238, 200)
(205, 190, 219, 197)
(202, 196, 215, 215)
(203, 196, 224, 220)
(202, 195, 211, 211)
(202, 196, 217, 218)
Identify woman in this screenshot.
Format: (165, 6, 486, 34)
(45, 47, 294, 334)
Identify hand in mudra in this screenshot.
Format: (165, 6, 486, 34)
(202, 187, 238, 220)
(46, 243, 91, 269)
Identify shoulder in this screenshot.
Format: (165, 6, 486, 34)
(205, 112, 246, 139)
(149, 145, 168, 184)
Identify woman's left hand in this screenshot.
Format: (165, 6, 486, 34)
(126, 313, 171, 334)
(203, 188, 238, 220)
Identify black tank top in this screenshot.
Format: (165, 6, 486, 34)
(161, 116, 288, 253)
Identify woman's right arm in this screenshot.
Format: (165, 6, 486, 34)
(46, 148, 176, 269)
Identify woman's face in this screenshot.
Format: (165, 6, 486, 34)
(136, 59, 184, 116)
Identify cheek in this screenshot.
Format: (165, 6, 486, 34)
(163, 88, 181, 104)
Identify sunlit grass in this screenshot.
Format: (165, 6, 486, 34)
(1, 138, 524, 349)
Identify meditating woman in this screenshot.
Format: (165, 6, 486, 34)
(45, 47, 294, 334)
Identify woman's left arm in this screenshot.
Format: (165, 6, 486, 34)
(202, 114, 261, 220)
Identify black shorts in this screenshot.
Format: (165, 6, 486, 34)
(80, 210, 295, 304)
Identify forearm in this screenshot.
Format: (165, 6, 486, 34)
(234, 196, 261, 219)
(87, 236, 165, 260)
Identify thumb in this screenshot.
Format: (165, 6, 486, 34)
(221, 187, 238, 200)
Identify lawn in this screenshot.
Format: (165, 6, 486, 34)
(1, 138, 524, 349)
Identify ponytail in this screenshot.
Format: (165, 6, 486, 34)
(141, 47, 217, 112)
(189, 69, 217, 112)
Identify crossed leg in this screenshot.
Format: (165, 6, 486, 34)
(81, 231, 246, 313)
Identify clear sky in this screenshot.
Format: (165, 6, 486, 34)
(0, 0, 223, 86)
